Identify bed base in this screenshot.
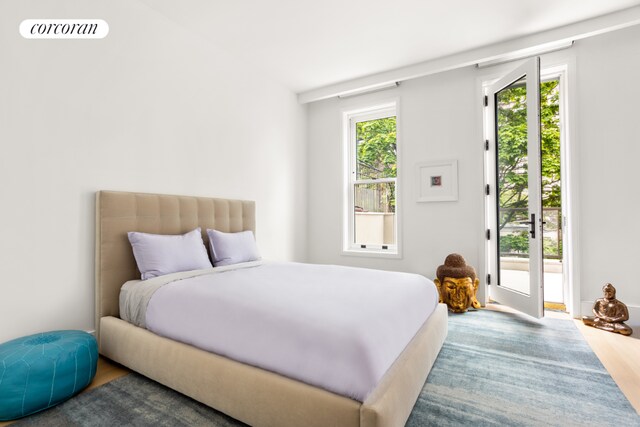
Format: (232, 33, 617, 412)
(100, 304, 447, 427)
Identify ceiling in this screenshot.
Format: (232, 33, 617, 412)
(141, 0, 640, 93)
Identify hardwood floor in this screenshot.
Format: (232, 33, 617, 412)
(85, 357, 131, 392)
(1, 311, 638, 425)
(574, 319, 640, 414)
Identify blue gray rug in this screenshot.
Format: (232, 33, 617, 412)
(14, 309, 640, 426)
(406, 309, 639, 426)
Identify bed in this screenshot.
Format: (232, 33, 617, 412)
(95, 190, 448, 427)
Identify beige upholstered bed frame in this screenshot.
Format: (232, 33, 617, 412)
(95, 190, 447, 427)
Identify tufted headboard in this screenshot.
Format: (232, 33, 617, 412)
(95, 191, 255, 333)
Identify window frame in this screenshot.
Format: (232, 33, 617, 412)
(342, 101, 401, 258)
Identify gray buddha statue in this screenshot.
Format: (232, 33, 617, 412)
(582, 283, 632, 336)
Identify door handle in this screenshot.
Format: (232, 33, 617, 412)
(522, 213, 536, 239)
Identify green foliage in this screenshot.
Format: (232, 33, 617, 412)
(540, 81, 562, 208)
(497, 80, 562, 230)
(497, 84, 527, 214)
(500, 231, 529, 255)
(356, 117, 397, 179)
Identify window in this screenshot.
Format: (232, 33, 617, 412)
(344, 102, 399, 256)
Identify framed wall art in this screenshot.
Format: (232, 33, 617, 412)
(416, 160, 458, 202)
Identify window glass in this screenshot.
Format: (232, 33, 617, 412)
(345, 105, 398, 254)
(355, 117, 397, 180)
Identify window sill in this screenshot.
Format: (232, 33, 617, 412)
(341, 248, 402, 259)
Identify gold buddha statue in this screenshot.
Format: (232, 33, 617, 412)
(434, 254, 481, 313)
(582, 283, 632, 336)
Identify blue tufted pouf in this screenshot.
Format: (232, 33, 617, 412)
(0, 330, 98, 421)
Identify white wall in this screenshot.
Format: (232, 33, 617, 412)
(307, 67, 485, 296)
(0, 0, 307, 343)
(573, 25, 640, 326)
(307, 25, 640, 325)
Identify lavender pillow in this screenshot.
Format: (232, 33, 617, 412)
(127, 228, 212, 280)
(206, 229, 261, 267)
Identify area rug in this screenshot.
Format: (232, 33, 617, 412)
(14, 309, 640, 426)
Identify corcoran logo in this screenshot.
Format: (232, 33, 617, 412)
(19, 19, 109, 39)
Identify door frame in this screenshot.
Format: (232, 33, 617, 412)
(477, 55, 581, 318)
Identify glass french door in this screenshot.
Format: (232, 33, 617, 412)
(487, 57, 544, 318)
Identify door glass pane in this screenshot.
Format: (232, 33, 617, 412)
(496, 76, 531, 295)
(354, 182, 396, 245)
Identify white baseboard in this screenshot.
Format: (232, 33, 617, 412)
(580, 301, 640, 325)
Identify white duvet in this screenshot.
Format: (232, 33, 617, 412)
(120, 261, 439, 401)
